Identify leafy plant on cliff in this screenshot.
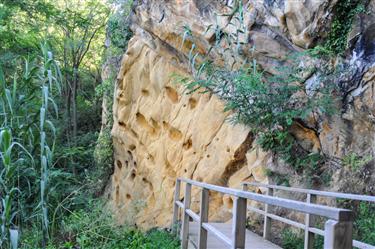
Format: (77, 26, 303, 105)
(324, 0, 366, 54)
(342, 152, 373, 172)
(176, 54, 336, 180)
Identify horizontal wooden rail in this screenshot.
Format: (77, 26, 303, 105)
(247, 202, 371, 248)
(242, 182, 375, 202)
(186, 209, 200, 222)
(242, 182, 375, 249)
(202, 223, 232, 247)
(180, 178, 353, 221)
(172, 178, 355, 249)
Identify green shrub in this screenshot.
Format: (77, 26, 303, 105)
(281, 229, 324, 249)
(264, 169, 290, 186)
(342, 152, 373, 172)
(281, 229, 304, 249)
(354, 202, 375, 245)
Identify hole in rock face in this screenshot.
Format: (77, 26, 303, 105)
(136, 112, 148, 126)
(136, 112, 155, 134)
(115, 186, 120, 201)
(206, 154, 210, 158)
(127, 150, 133, 160)
(130, 170, 136, 180)
(129, 144, 136, 151)
(165, 86, 179, 103)
(183, 138, 193, 150)
(169, 127, 183, 141)
(188, 98, 197, 109)
(134, 161, 137, 167)
(117, 160, 123, 169)
(118, 121, 126, 128)
(184, 169, 187, 173)
(125, 161, 129, 168)
(141, 89, 150, 96)
(126, 194, 132, 200)
(226, 148, 230, 153)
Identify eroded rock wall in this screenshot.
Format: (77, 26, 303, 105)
(107, 35, 270, 227)
(106, 0, 375, 228)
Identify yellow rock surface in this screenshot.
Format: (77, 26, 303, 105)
(107, 36, 270, 228)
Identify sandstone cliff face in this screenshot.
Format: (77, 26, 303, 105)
(106, 0, 375, 228)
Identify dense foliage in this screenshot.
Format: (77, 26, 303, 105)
(324, 0, 366, 54)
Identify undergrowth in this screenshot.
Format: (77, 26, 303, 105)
(281, 229, 323, 249)
(20, 201, 180, 249)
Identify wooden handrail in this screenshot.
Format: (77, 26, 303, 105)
(242, 182, 375, 249)
(179, 178, 353, 221)
(172, 178, 355, 249)
(241, 182, 375, 202)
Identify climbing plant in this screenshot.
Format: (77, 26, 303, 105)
(324, 0, 366, 54)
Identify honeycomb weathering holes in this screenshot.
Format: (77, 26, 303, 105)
(165, 86, 179, 103)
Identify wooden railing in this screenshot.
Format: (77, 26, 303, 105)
(172, 178, 354, 249)
(241, 182, 375, 249)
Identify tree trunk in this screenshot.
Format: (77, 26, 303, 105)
(72, 67, 78, 138)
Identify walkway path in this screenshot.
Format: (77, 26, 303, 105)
(188, 222, 281, 249)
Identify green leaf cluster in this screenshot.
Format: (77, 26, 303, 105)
(324, 0, 366, 54)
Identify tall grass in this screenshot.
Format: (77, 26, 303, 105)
(0, 43, 61, 248)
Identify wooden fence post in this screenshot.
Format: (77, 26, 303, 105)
(232, 197, 247, 249)
(304, 193, 316, 249)
(181, 183, 192, 249)
(198, 188, 209, 249)
(263, 188, 273, 240)
(324, 220, 353, 249)
(172, 179, 181, 234)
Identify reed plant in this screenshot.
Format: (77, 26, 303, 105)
(0, 43, 61, 248)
